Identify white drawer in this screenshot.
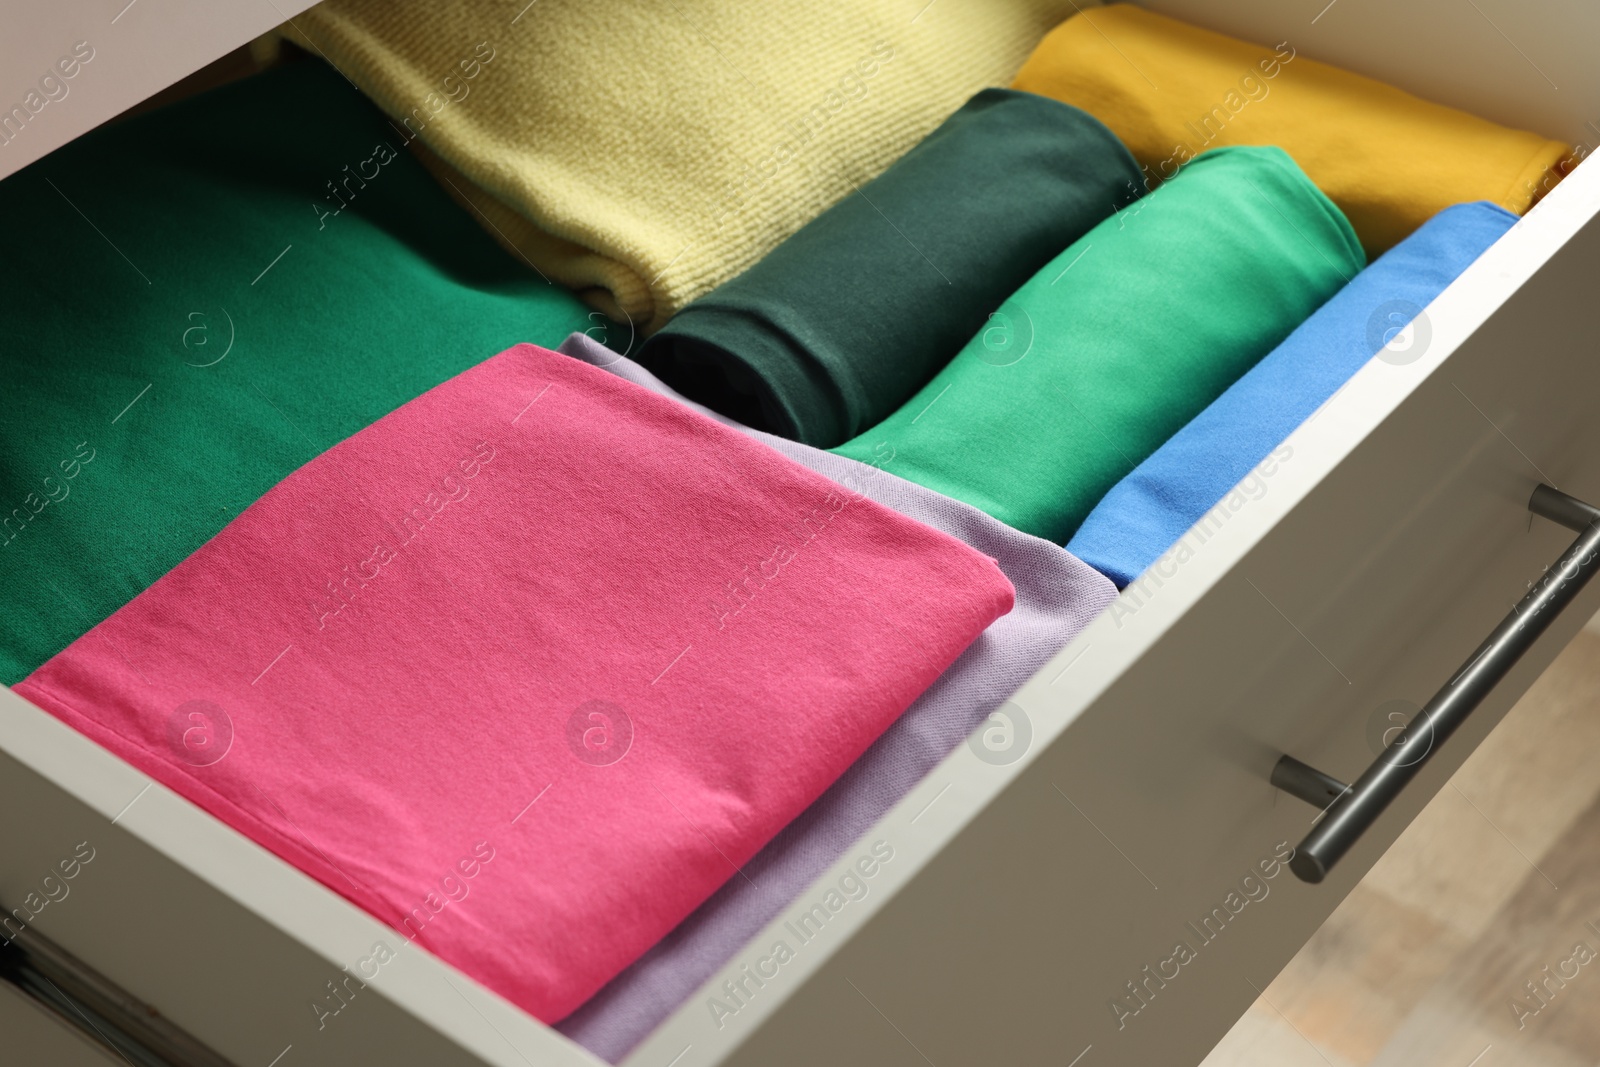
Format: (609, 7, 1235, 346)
(0, 0, 318, 183)
(3, 1, 1598, 1065)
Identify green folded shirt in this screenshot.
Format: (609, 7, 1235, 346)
(0, 61, 594, 684)
(640, 88, 1145, 447)
(833, 145, 1365, 543)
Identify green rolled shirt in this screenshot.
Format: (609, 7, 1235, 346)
(833, 145, 1366, 543)
(641, 88, 1145, 447)
(0, 61, 596, 683)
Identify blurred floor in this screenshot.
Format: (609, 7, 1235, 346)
(1202, 625, 1600, 1067)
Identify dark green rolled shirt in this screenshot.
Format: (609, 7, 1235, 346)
(640, 88, 1145, 447)
(0, 61, 597, 684)
(833, 145, 1366, 543)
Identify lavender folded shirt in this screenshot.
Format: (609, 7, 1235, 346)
(555, 333, 1116, 1061)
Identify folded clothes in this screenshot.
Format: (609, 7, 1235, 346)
(17, 344, 1014, 1023)
(833, 145, 1365, 544)
(1013, 4, 1570, 255)
(1068, 201, 1517, 587)
(639, 89, 1143, 446)
(0, 61, 594, 685)
(554, 332, 1116, 1062)
(281, 0, 1082, 332)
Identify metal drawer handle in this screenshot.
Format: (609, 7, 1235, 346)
(1273, 484, 1600, 884)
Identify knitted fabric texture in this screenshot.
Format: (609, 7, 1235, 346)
(639, 88, 1143, 446)
(281, 0, 1080, 332)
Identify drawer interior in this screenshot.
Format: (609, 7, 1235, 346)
(2, 2, 1598, 1066)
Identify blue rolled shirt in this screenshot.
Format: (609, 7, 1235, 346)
(1068, 201, 1518, 587)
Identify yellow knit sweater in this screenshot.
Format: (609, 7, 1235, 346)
(281, 0, 1076, 333)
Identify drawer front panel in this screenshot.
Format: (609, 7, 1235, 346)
(627, 166, 1600, 1066)
(0, 708, 595, 1067)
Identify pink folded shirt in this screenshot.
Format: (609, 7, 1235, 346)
(17, 343, 1013, 1021)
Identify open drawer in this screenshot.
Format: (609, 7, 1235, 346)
(4, 1, 1600, 1064)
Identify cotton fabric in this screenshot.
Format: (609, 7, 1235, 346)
(1069, 201, 1517, 587)
(1012, 4, 1570, 255)
(280, 0, 1083, 332)
(17, 344, 1014, 1024)
(639, 89, 1143, 446)
(833, 145, 1365, 544)
(0, 61, 595, 685)
(555, 332, 1116, 1061)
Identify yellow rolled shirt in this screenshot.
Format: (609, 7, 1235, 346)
(1013, 4, 1571, 254)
